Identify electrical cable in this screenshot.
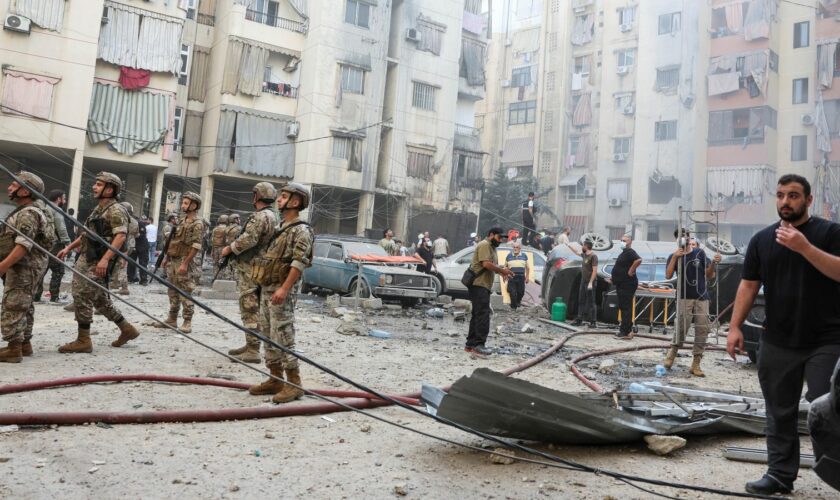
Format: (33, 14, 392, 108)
(0, 169, 776, 499)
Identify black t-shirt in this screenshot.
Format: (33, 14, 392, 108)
(742, 217, 840, 348)
(612, 247, 641, 287)
(668, 248, 710, 300)
(416, 246, 434, 273)
(540, 235, 554, 254)
(135, 221, 149, 250)
(521, 199, 535, 225)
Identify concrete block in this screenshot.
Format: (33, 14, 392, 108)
(363, 298, 383, 310)
(490, 294, 506, 309)
(436, 294, 452, 305)
(325, 294, 341, 308)
(212, 280, 237, 293)
(340, 297, 363, 307)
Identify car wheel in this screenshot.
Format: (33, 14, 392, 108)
(704, 237, 739, 255)
(348, 278, 371, 298)
(579, 232, 613, 251)
(430, 274, 443, 296)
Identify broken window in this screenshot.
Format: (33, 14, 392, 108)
(345, 0, 370, 29)
(654, 120, 677, 141)
(178, 44, 190, 86)
(173, 106, 183, 150)
(656, 67, 679, 92)
(613, 137, 631, 155)
(649, 176, 681, 204)
(571, 14, 594, 46)
(416, 17, 445, 56)
(793, 21, 809, 49)
(615, 92, 634, 112)
(511, 66, 532, 87)
(658, 12, 680, 35)
(332, 134, 363, 171)
(509, 100, 536, 125)
(791, 135, 807, 161)
(332, 136, 352, 159)
(407, 147, 434, 178)
(412, 81, 437, 111)
(567, 177, 587, 201)
(708, 106, 776, 145)
(340, 64, 365, 94)
(792, 77, 808, 104)
(710, 2, 749, 38)
(460, 38, 486, 86)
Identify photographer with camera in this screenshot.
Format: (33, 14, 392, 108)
(663, 228, 721, 377)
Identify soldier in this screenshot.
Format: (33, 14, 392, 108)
(248, 183, 313, 403)
(33, 189, 70, 303)
(158, 212, 178, 277)
(223, 213, 242, 281)
(56, 172, 140, 353)
(221, 182, 278, 363)
(210, 214, 229, 280)
(109, 201, 138, 296)
(0, 172, 54, 362)
(159, 192, 205, 334)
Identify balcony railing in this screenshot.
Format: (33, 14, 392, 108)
(454, 123, 480, 138)
(197, 13, 214, 26)
(245, 9, 308, 34)
(262, 82, 298, 98)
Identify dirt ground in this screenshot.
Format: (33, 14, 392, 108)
(0, 278, 836, 499)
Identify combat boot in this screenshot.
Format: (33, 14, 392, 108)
(21, 340, 33, 356)
(59, 329, 93, 354)
(663, 346, 679, 370)
(179, 319, 192, 334)
(164, 311, 178, 328)
(230, 336, 261, 363)
(0, 341, 23, 363)
(228, 343, 248, 355)
(63, 302, 75, 312)
(112, 320, 139, 347)
(117, 286, 130, 296)
(689, 355, 705, 377)
(272, 368, 304, 404)
(248, 366, 284, 395)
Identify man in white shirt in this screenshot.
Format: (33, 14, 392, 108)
(556, 226, 571, 246)
(433, 235, 449, 260)
(145, 217, 158, 268)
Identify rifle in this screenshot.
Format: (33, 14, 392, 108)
(213, 216, 250, 283)
(155, 222, 176, 274)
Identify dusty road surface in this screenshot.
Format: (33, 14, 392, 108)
(0, 279, 836, 499)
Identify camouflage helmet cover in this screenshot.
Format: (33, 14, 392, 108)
(230, 213, 241, 222)
(280, 182, 310, 210)
(218, 214, 229, 224)
(167, 212, 179, 221)
(120, 201, 134, 214)
(181, 191, 202, 209)
(95, 171, 123, 195)
(14, 171, 45, 195)
(252, 182, 277, 202)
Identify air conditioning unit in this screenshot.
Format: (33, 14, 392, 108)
(501, 79, 511, 88)
(617, 66, 629, 76)
(619, 23, 632, 32)
(612, 153, 627, 162)
(4, 14, 31, 34)
(573, 6, 586, 14)
(405, 28, 422, 43)
(623, 104, 635, 115)
(286, 122, 299, 138)
(583, 187, 596, 197)
(802, 113, 815, 126)
(608, 197, 623, 208)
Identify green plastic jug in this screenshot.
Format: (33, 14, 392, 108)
(551, 297, 567, 322)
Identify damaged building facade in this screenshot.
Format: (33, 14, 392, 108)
(0, 0, 488, 242)
(479, 0, 839, 247)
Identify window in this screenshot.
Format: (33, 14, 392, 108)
(618, 7, 635, 27)
(708, 107, 776, 145)
(649, 176, 681, 204)
(607, 179, 630, 202)
(345, 0, 370, 28)
(792, 78, 808, 104)
(407, 148, 434, 178)
(654, 120, 677, 141)
(511, 67, 532, 87)
(178, 44, 191, 86)
(658, 12, 680, 35)
(656, 67, 679, 91)
(412, 81, 437, 111)
(332, 136, 351, 159)
(617, 49, 635, 68)
(574, 55, 590, 75)
(186, 0, 197, 20)
(791, 135, 807, 161)
(340, 64, 365, 94)
(546, 71, 556, 91)
(569, 136, 580, 157)
(544, 110, 553, 131)
(173, 107, 183, 150)
(794, 21, 809, 48)
(615, 92, 633, 112)
(540, 152, 551, 174)
(567, 177, 587, 201)
(416, 18, 445, 55)
(465, 0, 482, 14)
(509, 100, 536, 125)
(613, 137, 631, 155)
(327, 243, 343, 260)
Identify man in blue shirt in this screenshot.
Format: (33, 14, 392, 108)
(663, 229, 721, 377)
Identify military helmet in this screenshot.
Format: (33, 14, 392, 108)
(120, 201, 134, 214)
(95, 172, 122, 196)
(181, 191, 202, 210)
(280, 182, 310, 210)
(218, 214, 229, 224)
(230, 213, 241, 223)
(252, 182, 277, 203)
(167, 212, 178, 222)
(15, 171, 45, 195)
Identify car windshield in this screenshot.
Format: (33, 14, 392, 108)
(343, 242, 388, 257)
(605, 264, 667, 282)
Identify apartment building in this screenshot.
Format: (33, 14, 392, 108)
(0, 0, 487, 244)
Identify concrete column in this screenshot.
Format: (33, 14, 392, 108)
(394, 198, 407, 239)
(356, 191, 374, 236)
(125, 173, 144, 215)
(67, 148, 84, 215)
(150, 168, 165, 223)
(199, 174, 214, 221)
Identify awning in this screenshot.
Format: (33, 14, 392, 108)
(558, 172, 585, 187)
(501, 137, 533, 165)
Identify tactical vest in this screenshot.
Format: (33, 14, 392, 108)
(225, 224, 241, 246)
(166, 218, 197, 258)
(237, 208, 274, 264)
(0, 204, 56, 261)
(211, 225, 227, 247)
(83, 202, 127, 261)
(251, 222, 313, 287)
(0, 205, 25, 261)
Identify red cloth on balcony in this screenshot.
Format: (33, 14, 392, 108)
(119, 67, 151, 90)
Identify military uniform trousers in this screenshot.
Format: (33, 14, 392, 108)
(72, 255, 123, 325)
(236, 262, 260, 330)
(259, 284, 299, 370)
(165, 256, 200, 320)
(2, 258, 47, 343)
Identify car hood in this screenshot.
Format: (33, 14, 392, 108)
(364, 265, 428, 277)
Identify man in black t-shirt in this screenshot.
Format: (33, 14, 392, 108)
(521, 192, 536, 247)
(567, 240, 598, 327)
(611, 235, 642, 339)
(727, 174, 840, 496)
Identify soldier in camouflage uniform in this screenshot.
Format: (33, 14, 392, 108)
(248, 183, 313, 403)
(160, 192, 205, 334)
(222, 182, 278, 363)
(109, 201, 138, 295)
(222, 213, 241, 281)
(158, 212, 178, 277)
(56, 172, 140, 353)
(210, 214, 228, 281)
(0, 172, 53, 363)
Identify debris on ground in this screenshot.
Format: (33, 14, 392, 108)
(489, 448, 516, 465)
(644, 435, 686, 456)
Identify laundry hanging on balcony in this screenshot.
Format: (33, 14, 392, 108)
(743, 0, 778, 42)
(11, 0, 64, 31)
(816, 92, 833, 154)
(98, 1, 184, 74)
(571, 15, 594, 46)
(818, 41, 837, 89)
(87, 82, 172, 156)
(572, 92, 591, 127)
(461, 39, 486, 86)
(214, 106, 296, 178)
(118, 67, 151, 90)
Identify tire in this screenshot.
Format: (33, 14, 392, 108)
(579, 232, 613, 251)
(430, 274, 443, 296)
(348, 278, 371, 298)
(400, 298, 420, 308)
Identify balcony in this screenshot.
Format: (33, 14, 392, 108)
(458, 76, 485, 100)
(454, 124, 482, 153)
(197, 13, 214, 26)
(245, 9, 308, 34)
(262, 81, 298, 98)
